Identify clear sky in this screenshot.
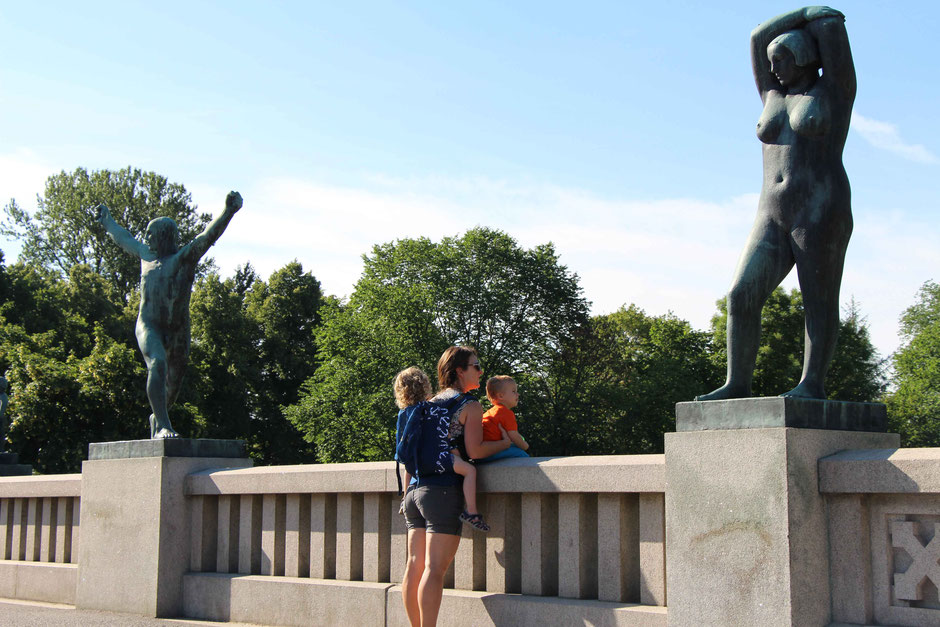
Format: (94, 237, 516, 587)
(1, 1, 937, 360)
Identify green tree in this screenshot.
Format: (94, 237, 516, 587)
(244, 261, 322, 464)
(887, 281, 940, 446)
(708, 288, 884, 400)
(285, 227, 590, 462)
(527, 306, 719, 455)
(2, 167, 210, 303)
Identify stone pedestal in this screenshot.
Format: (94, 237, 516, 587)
(0, 451, 33, 476)
(75, 439, 252, 617)
(665, 400, 898, 627)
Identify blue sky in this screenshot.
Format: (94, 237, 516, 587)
(1, 1, 937, 360)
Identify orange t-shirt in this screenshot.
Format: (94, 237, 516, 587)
(481, 404, 518, 442)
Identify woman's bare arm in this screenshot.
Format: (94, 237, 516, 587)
(463, 402, 511, 459)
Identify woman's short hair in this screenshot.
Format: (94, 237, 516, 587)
(437, 346, 477, 392)
(768, 29, 820, 68)
(393, 367, 431, 409)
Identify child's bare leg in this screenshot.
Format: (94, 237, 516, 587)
(451, 454, 479, 514)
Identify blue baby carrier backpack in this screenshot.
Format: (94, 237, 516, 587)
(394, 394, 469, 493)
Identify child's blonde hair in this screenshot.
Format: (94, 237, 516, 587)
(393, 367, 432, 409)
(485, 375, 515, 402)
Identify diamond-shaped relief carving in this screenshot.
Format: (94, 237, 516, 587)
(891, 518, 940, 608)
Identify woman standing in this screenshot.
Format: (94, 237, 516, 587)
(401, 346, 510, 626)
(698, 6, 856, 401)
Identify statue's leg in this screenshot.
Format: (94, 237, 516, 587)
(165, 330, 191, 410)
(782, 213, 852, 399)
(137, 327, 178, 439)
(696, 217, 794, 401)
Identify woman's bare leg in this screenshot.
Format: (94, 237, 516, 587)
(418, 532, 460, 626)
(403, 529, 426, 627)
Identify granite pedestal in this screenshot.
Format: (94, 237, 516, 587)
(75, 439, 251, 617)
(0, 451, 33, 476)
(666, 399, 898, 627)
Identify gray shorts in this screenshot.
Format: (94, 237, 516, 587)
(403, 483, 463, 536)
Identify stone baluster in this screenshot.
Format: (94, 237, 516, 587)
(238, 494, 262, 574)
(336, 493, 363, 581)
(69, 497, 80, 564)
(558, 493, 598, 599)
(24, 497, 40, 561)
(521, 492, 559, 596)
(0, 499, 11, 559)
(216, 495, 239, 573)
(639, 493, 665, 606)
(389, 495, 407, 584)
(485, 493, 521, 593)
(310, 493, 337, 579)
(260, 494, 286, 576)
(190, 495, 217, 572)
(284, 494, 311, 578)
(597, 493, 639, 603)
(54, 496, 72, 564)
(363, 493, 391, 582)
(39, 497, 57, 562)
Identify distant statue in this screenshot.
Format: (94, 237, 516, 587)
(96, 192, 243, 438)
(0, 376, 8, 452)
(697, 6, 856, 401)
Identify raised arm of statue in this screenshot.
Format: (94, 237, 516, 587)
(180, 191, 242, 266)
(750, 6, 844, 99)
(806, 14, 856, 102)
(95, 204, 152, 260)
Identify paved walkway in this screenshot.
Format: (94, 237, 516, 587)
(0, 599, 262, 627)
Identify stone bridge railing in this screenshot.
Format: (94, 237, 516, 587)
(0, 474, 81, 603)
(6, 404, 940, 626)
(182, 456, 667, 626)
(821, 448, 940, 626)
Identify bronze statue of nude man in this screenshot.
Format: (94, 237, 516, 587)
(96, 192, 242, 438)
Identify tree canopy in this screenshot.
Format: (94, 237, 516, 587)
(887, 281, 940, 446)
(2, 167, 210, 303)
(284, 227, 591, 462)
(0, 165, 909, 468)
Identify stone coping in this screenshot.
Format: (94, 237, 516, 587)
(676, 397, 887, 432)
(88, 438, 247, 460)
(0, 473, 82, 497)
(186, 454, 666, 495)
(819, 447, 940, 494)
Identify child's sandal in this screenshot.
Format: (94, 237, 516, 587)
(460, 511, 489, 532)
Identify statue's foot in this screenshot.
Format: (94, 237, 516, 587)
(149, 414, 156, 439)
(695, 383, 750, 402)
(779, 381, 826, 400)
(152, 427, 180, 439)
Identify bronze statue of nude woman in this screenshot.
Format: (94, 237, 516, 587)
(96, 192, 242, 438)
(698, 6, 856, 401)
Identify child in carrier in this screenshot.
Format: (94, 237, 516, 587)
(393, 367, 489, 532)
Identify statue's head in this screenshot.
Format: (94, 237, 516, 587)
(767, 30, 820, 88)
(0, 376, 7, 393)
(144, 217, 179, 256)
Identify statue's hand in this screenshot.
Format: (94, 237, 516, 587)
(95, 203, 111, 223)
(804, 6, 844, 21)
(226, 191, 243, 212)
